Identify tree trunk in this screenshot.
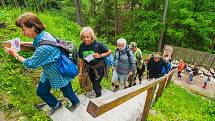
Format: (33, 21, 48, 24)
(89, 0, 96, 18)
(24, 0, 28, 9)
(103, 0, 108, 37)
(115, 0, 119, 36)
(158, 0, 169, 51)
(1, 0, 5, 7)
(74, 0, 84, 27)
(34, 0, 40, 11)
(13, 0, 19, 8)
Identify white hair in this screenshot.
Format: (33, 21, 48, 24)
(117, 38, 127, 45)
(80, 26, 96, 40)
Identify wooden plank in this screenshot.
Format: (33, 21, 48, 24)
(1, 42, 35, 52)
(87, 76, 167, 117)
(141, 86, 156, 121)
(20, 42, 35, 51)
(155, 76, 167, 102)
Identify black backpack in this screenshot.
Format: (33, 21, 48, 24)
(115, 47, 132, 65)
(39, 39, 78, 65)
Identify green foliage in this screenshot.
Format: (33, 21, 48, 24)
(0, 8, 81, 120)
(148, 83, 215, 121)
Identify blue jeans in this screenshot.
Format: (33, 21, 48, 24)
(36, 80, 80, 108)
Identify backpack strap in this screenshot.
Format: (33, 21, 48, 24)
(38, 40, 69, 51)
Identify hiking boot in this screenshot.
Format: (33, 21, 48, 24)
(48, 102, 62, 116)
(113, 87, 119, 92)
(69, 103, 80, 111)
(124, 87, 128, 89)
(139, 80, 142, 84)
(133, 83, 136, 86)
(96, 94, 101, 98)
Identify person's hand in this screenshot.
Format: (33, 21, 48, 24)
(4, 46, 18, 57)
(93, 53, 101, 58)
(128, 71, 133, 77)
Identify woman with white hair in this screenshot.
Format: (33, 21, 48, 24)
(78, 26, 111, 97)
(112, 38, 136, 91)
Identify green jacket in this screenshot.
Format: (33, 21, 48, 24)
(134, 48, 143, 68)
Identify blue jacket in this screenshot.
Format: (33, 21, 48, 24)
(23, 31, 71, 89)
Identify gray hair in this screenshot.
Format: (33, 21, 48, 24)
(117, 38, 127, 45)
(80, 26, 96, 41)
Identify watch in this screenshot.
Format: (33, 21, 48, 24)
(15, 55, 20, 59)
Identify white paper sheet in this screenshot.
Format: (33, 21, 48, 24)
(10, 38, 21, 52)
(84, 54, 94, 62)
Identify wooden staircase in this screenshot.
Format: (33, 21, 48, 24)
(48, 70, 174, 121)
(50, 89, 147, 121)
(14, 42, 175, 121)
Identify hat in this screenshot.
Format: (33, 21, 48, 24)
(129, 42, 137, 49)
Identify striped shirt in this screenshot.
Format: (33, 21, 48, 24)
(23, 31, 71, 89)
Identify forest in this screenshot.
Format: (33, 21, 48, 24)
(1, 0, 214, 53)
(0, 0, 215, 121)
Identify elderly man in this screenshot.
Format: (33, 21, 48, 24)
(147, 53, 167, 80)
(112, 38, 136, 91)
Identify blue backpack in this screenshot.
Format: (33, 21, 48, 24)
(104, 54, 115, 68)
(39, 40, 78, 79)
(94, 41, 115, 68)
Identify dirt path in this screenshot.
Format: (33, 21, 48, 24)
(172, 71, 215, 99)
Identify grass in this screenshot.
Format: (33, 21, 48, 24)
(148, 82, 215, 121)
(0, 8, 82, 121)
(0, 8, 113, 121)
(0, 8, 215, 121)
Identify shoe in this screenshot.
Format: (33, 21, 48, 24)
(133, 83, 137, 86)
(113, 87, 119, 92)
(69, 103, 80, 111)
(96, 94, 101, 98)
(124, 86, 128, 89)
(139, 80, 142, 84)
(48, 102, 62, 116)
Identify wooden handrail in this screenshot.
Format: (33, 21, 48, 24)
(155, 69, 175, 101)
(87, 69, 175, 118)
(87, 75, 168, 117)
(1, 42, 35, 51)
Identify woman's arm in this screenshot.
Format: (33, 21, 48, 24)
(94, 50, 112, 58)
(101, 50, 112, 57)
(4, 46, 25, 62)
(79, 58, 84, 73)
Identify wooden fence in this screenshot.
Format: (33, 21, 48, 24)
(87, 69, 175, 120)
(168, 45, 215, 69)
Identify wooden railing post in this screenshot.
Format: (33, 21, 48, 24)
(141, 86, 156, 121)
(165, 70, 175, 88)
(155, 76, 167, 102)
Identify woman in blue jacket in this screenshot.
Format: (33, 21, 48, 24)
(4, 12, 80, 115)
